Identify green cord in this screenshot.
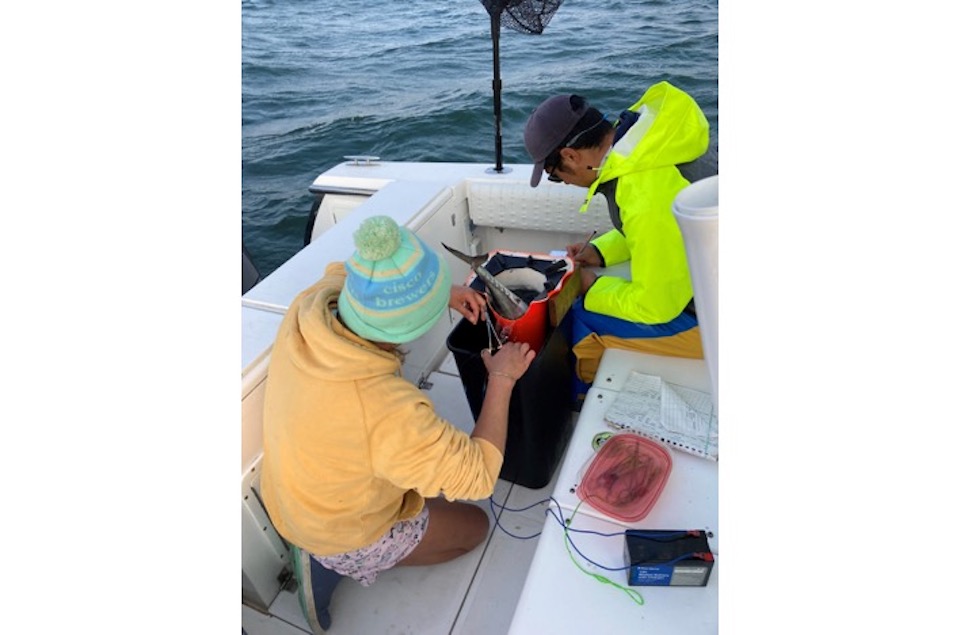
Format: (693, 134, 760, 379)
(562, 501, 645, 606)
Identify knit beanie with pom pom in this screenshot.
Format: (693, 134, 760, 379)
(338, 215, 452, 343)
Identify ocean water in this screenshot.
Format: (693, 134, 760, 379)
(242, 0, 718, 277)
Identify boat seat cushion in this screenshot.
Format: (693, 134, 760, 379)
(467, 181, 608, 234)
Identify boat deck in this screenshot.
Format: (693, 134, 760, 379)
(241, 351, 569, 635)
(241, 161, 718, 634)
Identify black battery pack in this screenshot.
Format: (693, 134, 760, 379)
(624, 529, 714, 587)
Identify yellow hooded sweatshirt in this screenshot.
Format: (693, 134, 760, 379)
(260, 263, 503, 556)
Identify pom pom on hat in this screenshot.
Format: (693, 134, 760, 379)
(353, 216, 402, 261)
(338, 216, 452, 344)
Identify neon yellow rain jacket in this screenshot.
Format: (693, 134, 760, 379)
(581, 81, 709, 323)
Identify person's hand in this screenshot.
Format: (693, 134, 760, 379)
(565, 242, 602, 267)
(480, 341, 535, 384)
(449, 285, 487, 324)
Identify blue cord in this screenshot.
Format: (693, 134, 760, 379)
(487, 496, 546, 540)
(544, 506, 632, 571)
(488, 493, 652, 605)
(489, 495, 621, 535)
(488, 494, 624, 541)
(488, 494, 630, 570)
(489, 494, 708, 571)
(552, 501, 645, 606)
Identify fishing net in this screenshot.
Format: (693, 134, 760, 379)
(480, 0, 564, 35)
(479, 0, 565, 171)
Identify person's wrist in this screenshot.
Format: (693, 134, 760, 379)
(591, 244, 606, 268)
(488, 371, 517, 385)
(584, 274, 601, 292)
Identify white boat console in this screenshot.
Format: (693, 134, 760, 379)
(508, 349, 718, 634)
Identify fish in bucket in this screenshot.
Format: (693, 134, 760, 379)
(442, 244, 575, 353)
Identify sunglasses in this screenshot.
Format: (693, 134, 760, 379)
(546, 163, 563, 183)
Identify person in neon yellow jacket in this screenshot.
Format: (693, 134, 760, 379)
(524, 81, 715, 398)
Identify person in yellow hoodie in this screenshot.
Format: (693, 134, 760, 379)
(261, 215, 535, 598)
(524, 81, 716, 403)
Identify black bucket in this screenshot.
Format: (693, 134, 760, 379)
(446, 317, 574, 489)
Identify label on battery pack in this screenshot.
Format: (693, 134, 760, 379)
(629, 565, 673, 586)
(629, 564, 711, 586)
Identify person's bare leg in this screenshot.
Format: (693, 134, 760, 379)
(396, 498, 489, 566)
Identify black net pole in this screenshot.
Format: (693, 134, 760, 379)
(479, 0, 563, 174)
(490, 13, 504, 172)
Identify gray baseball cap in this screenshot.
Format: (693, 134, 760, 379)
(523, 94, 590, 187)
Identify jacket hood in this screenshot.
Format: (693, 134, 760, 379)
(281, 262, 402, 383)
(581, 82, 709, 207)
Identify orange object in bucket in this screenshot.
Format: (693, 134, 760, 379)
(465, 250, 574, 353)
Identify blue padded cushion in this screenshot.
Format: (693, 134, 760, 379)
(292, 546, 344, 633)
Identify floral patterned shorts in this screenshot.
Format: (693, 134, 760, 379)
(314, 507, 430, 587)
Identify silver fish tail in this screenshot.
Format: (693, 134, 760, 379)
(441, 242, 529, 320)
(474, 266, 528, 320)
